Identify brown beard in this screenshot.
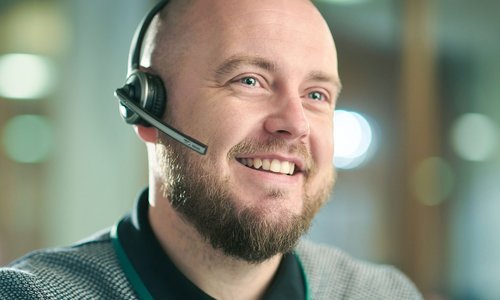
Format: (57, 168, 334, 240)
(156, 134, 334, 263)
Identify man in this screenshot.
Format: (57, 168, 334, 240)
(0, 0, 422, 299)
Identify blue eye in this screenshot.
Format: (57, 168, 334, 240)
(308, 91, 324, 101)
(240, 76, 258, 86)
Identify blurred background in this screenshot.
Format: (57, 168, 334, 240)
(0, 0, 499, 299)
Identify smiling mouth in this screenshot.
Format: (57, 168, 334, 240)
(236, 158, 297, 176)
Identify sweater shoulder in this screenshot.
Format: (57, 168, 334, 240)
(5, 227, 113, 272)
(0, 267, 48, 300)
(0, 228, 136, 300)
(295, 239, 423, 300)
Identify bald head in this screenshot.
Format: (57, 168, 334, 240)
(140, 0, 336, 90)
(142, 0, 340, 263)
(139, 0, 194, 84)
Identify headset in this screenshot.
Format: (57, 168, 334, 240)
(114, 0, 207, 155)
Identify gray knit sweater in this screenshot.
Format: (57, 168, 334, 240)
(0, 232, 422, 299)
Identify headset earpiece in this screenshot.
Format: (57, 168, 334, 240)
(118, 71, 166, 126)
(114, 0, 207, 154)
(117, 0, 169, 126)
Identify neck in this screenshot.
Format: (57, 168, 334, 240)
(148, 185, 283, 300)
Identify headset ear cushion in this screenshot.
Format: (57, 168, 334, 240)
(119, 71, 166, 126)
(144, 73, 166, 121)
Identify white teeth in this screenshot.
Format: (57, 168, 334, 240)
(240, 158, 295, 175)
(280, 161, 290, 174)
(262, 159, 271, 171)
(254, 158, 262, 169)
(270, 159, 281, 172)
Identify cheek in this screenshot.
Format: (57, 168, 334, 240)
(307, 127, 334, 196)
(189, 101, 258, 160)
(310, 119, 334, 167)
(202, 107, 247, 143)
(314, 137, 334, 169)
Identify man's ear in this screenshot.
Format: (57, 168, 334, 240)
(134, 125, 158, 143)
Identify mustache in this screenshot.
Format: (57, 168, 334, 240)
(227, 137, 315, 176)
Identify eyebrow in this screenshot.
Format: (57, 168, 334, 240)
(306, 71, 343, 97)
(214, 55, 278, 81)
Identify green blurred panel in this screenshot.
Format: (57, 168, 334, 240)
(2, 115, 54, 163)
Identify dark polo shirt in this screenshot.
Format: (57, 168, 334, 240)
(114, 189, 307, 299)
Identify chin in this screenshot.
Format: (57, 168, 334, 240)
(236, 188, 304, 215)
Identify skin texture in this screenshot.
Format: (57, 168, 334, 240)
(136, 0, 340, 298)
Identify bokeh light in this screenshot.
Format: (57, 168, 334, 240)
(0, 53, 56, 100)
(413, 157, 454, 206)
(2, 115, 54, 163)
(0, 2, 70, 55)
(451, 113, 498, 162)
(334, 110, 374, 169)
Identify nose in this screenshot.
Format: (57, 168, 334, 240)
(263, 97, 310, 141)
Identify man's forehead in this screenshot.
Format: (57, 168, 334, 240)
(174, 0, 322, 27)
(158, 0, 333, 49)
(185, 1, 336, 56)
